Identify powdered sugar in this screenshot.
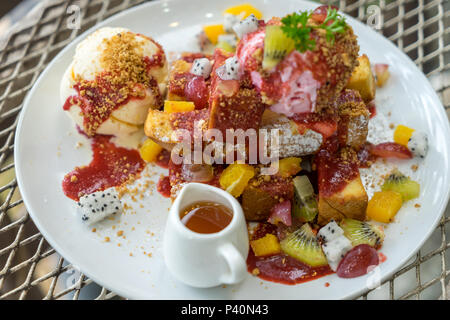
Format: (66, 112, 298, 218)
(360, 97, 420, 198)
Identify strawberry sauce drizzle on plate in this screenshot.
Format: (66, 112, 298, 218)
(62, 135, 145, 201)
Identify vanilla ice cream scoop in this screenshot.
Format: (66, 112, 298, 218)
(61, 27, 168, 137)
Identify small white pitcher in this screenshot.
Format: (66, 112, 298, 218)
(163, 183, 249, 288)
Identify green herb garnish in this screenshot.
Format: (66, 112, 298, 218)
(280, 7, 348, 53)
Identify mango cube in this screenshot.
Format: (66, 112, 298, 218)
(367, 191, 403, 223)
(139, 139, 163, 163)
(250, 234, 281, 257)
(164, 100, 195, 113)
(203, 24, 225, 44)
(393, 125, 415, 147)
(224, 3, 262, 19)
(219, 163, 255, 197)
(276, 157, 302, 178)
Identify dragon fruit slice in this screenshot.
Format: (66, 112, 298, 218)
(233, 14, 258, 38)
(408, 131, 428, 159)
(77, 187, 122, 225)
(190, 58, 212, 79)
(322, 235, 353, 271)
(224, 13, 240, 33)
(216, 56, 241, 80)
(317, 220, 344, 243)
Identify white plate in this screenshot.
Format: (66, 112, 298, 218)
(15, 0, 450, 299)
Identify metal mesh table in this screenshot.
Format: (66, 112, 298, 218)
(0, 0, 448, 300)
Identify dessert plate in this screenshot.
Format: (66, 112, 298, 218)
(15, 0, 450, 299)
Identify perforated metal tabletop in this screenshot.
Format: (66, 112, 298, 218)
(0, 0, 448, 300)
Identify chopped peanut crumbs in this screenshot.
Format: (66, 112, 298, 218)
(117, 230, 124, 237)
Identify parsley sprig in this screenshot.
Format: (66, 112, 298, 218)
(281, 7, 348, 53)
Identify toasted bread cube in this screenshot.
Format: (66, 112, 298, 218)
(346, 55, 376, 103)
(345, 114, 369, 149)
(209, 83, 265, 134)
(241, 176, 293, 221)
(318, 176, 368, 225)
(336, 89, 369, 149)
(144, 108, 209, 150)
(242, 185, 279, 221)
(167, 60, 191, 101)
(208, 49, 265, 134)
(250, 234, 281, 257)
(144, 110, 175, 146)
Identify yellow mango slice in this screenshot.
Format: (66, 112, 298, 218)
(203, 24, 225, 44)
(224, 3, 262, 19)
(219, 163, 255, 197)
(250, 234, 281, 257)
(393, 125, 415, 147)
(164, 100, 195, 113)
(367, 191, 403, 223)
(139, 139, 163, 163)
(275, 157, 302, 178)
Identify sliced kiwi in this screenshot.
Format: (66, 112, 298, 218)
(292, 176, 318, 222)
(280, 223, 328, 267)
(381, 170, 420, 201)
(262, 25, 295, 70)
(216, 41, 235, 53)
(340, 218, 385, 248)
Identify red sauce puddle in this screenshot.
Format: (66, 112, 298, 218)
(62, 135, 145, 201)
(247, 223, 333, 284)
(157, 176, 171, 198)
(155, 149, 171, 169)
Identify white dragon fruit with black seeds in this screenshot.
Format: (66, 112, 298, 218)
(408, 131, 428, 158)
(77, 187, 122, 225)
(232, 14, 258, 38)
(317, 220, 344, 243)
(322, 235, 353, 271)
(224, 13, 240, 33)
(216, 56, 241, 80)
(190, 58, 212, 79)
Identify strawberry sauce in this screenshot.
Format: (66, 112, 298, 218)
(157, 175, 171, 198)
(62, 135, 145, 201)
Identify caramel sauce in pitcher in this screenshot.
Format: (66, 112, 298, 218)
(180, 201, 233, 234)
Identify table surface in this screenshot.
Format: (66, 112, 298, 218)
(0, 0, 448, 300)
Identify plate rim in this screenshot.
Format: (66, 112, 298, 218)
(14, 0, 450, 300)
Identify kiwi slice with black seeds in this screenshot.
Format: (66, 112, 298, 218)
(280, 223, 328, 267)
(292, 176, 318, 222)
(340, 218, 385, 248)
(381, 170, 420, 201)
(262, 25, 295, 70)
